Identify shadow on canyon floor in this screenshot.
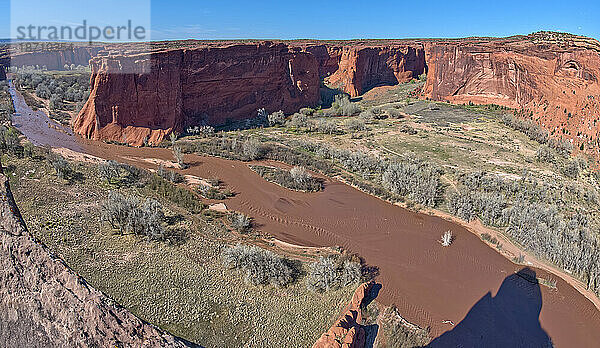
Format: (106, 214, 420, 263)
(427, 268, 553, 348)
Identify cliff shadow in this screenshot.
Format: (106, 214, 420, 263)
(427, 268, 553, 348)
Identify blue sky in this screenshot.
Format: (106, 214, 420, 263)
(1, 0, 599, 40)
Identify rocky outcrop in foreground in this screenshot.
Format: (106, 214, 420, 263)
(313, 281, 375, 348)
(0, 162, 193, 347)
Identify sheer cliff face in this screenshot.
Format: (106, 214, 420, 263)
(325, 45, 426, 97)
(9, 46, 104, 70)
(73, 42, 426, 145)
(74, 42, 321, 145)
(423, 35, 600, 155)
(73, 34, 600, 153)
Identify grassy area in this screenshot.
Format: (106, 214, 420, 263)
(4, 154, 355, 347)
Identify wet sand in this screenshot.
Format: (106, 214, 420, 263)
(10, 87, 600, 347)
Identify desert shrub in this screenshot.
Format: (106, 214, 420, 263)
(502, 114, 549, 144)
(334, 94, 360, 116)
(98, 160, 142, 186)
(197, 183, 232, 200)
(290, 166, 309, 184)
(47, 153, 71, 180)
(287, 113, 308, 128)
(358, 109, 375, 121)
(382, 161, 442, 206)
(297, 140, 442, 205)
(22, 142, 35, 158)
(242, 138, 262, 160)
(100, 191, 168, 241)
(451, 169, 600, 297)
(156, 163, 184, 183)
(315, 119, 343, 135)
(172, 145, 187, 169)
(299, 107, 315, 116)
(385, 108, 402, 119)
(15, 70, 90, 108)
(535, 145, 554, 163)
(306, 256, 362, 292)
(250, 165, 323, 192)
(447, 190, 506, 226)
(502, 114, 573, 156)
(268, 110, 286, 126)
(379, 306, 431, 348)
(222, 244, 296, 287)
(0, 126, 23, 156)
(229, 212, 252, 232)
(146, 174, 205, 213)
(562, 159, 581, 179)
(345, 118, 366, 131)
(502, 201, 600, 295)
(98, 160, 121, 183)
(548, 137, 573, 156)
(186, 125, 215, 137)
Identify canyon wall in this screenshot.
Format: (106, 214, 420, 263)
(71, 33, 600, 153)
(422, 32, 600, 156)
(73, 41, 426, 145)
(74, 42, 321, 145)
(9, 45, 104, 70)
(0, 161, 192, 347)
(321, 44, 426, 97)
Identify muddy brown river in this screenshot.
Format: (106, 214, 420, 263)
(9, 83, 600, 347)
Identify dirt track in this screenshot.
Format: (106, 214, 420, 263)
(81, 144, 600, 347)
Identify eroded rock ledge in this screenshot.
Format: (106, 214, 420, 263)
(0, 161, 193, 347)
(313, 281, 375, 348)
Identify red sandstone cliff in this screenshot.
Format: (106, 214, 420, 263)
(313, 281, 374, 348)
(72, 33, 600, 154)
(0, 161, 193, 347)
(422, 32, 600, 156)
(73, 41, 426, 145)
(8, 45, 104, 70)
(74, 42, 321, 145)
(322, 44, 426, 97)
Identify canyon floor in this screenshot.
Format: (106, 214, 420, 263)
(5, 78, 600, 347)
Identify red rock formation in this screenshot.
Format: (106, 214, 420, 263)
(9, 45, 104, 70)
(74, 42, 320, 145)
(422, 32, 600, 157)
(323, 44, 426, 97)
(0, 160, 193, 347)
(72, 33, 600, 154)
(313, 281, 375, 348)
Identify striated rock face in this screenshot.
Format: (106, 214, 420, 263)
(0, 162, 194, 347)
(323, 44, 426, 97)
(72, 33, 600, 155)
(9, 46, 104, 70)
(73, 41, 426, 146)
(74, 42, 320, 145)
(313, 281, 375, 348)
(422, 33, 600, 156)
